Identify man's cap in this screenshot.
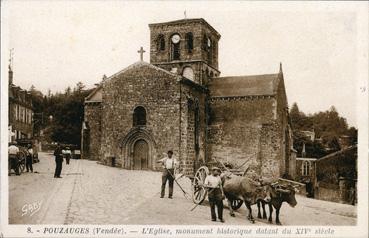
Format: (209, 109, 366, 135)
(212, 167, 221, 172)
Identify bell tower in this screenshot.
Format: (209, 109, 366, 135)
(149, 18, 221, 85)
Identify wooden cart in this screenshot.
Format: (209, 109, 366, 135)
(190, 164, 245, 211)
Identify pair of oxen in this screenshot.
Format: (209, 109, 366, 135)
(221, 172, 299, 225)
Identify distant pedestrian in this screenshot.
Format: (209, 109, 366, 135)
(8, 142, 20, 176)
(54, 143, 63, 178)
(26, 144, 33, 173)
(204, 167, 225, 222)
(158, 150, 178, 199)
(63, 146, 72, 165)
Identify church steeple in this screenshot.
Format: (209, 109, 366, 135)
(279, 62, 283, 74)
(149, 18, 221, 85)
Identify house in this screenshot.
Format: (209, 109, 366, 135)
(8, 65, 33, 142)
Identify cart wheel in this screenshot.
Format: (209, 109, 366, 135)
(231, 199, 243, 210)
(18, 152, 26, 173)
(192, 166, 209, 204)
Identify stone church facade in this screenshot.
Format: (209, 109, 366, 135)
(82, 18, 294, 179)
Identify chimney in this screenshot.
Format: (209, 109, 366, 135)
(8, 65, 13, 85)
(302, 142, 306, 157)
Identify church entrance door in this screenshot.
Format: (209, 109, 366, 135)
(133, 139, 149, 170)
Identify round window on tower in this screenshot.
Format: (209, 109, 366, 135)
(182, 67, 194, 81)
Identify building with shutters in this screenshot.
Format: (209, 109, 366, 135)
(8, 64, 34, 142)
(82, 18, 294, 179)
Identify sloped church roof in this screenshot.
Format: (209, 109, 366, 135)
(208, 73, 282, 97)
(85, 61, 182, 103)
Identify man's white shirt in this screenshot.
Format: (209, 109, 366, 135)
(162, 157, 178, 169)
(8, 145, 19, 155)
(204, 175, 222, 188)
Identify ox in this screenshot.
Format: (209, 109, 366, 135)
(256, 183, 298, 225)
(222, 175, 267, 223)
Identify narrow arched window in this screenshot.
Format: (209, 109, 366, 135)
(182, 66, 194, 81)
(207, 38, 212, 64)
(133, 106, 146, 126)
(185, 32, 193, 53)
(302, 161, 311, 176)
(171, 34, 181, 60)
(157, 34, 165, 51)
(202, 34, 208, 51)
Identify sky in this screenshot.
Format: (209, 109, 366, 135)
(2, 1, 366, 127)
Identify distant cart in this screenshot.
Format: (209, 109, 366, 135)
(16, 138, 39, 163)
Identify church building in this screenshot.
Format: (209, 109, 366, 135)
(82, 18, 294, 179)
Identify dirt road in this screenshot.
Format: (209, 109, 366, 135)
(9, 152, 357, 225)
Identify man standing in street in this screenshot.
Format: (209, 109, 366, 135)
(159, 150, 178, 199)
(54, 143, 63, 178)
(26, 144, 33, 173)
(63, 146, 72, 165)
(204, 167, 225, 222)
(8, 142, 20, 176)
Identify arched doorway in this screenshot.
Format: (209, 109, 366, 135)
(120, 127, 156, 170)
(133, 139, 149, 170)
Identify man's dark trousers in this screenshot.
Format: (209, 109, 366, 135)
(208, 188, 224, 220)
(54, 158, 63, 177)
(161, 169, 174, 198)
(26, 155, 33, 172)
(9, 155, 20, 175)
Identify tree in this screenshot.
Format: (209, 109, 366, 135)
(289, 102, 313, 131)
(65, 86, 72, 96)
(347, 127, 358, 145)
(293, 131, 328, 158)
(74, 82, 85, 93)
(47, 85, 93, 147)
(29, 85, 44, 136)
(290, 102, 357, 158)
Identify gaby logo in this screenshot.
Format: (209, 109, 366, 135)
(21, 200, 42, 217)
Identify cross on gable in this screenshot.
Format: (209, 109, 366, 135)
(137, 47, 146, 61)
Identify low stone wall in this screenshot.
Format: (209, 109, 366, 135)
(316, 186, 341, 203)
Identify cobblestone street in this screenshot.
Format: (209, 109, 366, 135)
(9, 152, 357, 225)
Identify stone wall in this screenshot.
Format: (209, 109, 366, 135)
(157, 61, 203, 85)
(149, 19, 220, 69)
(179, 82, 207, 174)
(207, 96, 283, 179)
(275, 75, 289, 176)
(149, 19, 220, 84)
(259, 123, 283, 179)
(101, 64, 181, 169)
(84, 102, 102, 161)
(315, 186, 341, 203)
